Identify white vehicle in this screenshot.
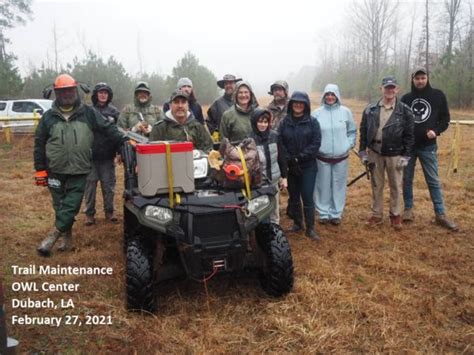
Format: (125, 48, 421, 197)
(0, 99, 53, 132)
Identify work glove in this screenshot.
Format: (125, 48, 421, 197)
(359, 151, 369, 164)
(397, 156, 410, 170)
(132, 122, 152, 134)
(34, 170, 48, 186)
(288, 156, 299, 167)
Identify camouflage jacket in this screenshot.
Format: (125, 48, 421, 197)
(150, 111, 213, 152)
(266, 99, 288, 129)
(118, 98, 163, 132)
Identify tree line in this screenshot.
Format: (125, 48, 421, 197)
(312, 0, 473, 108)
(0, 2, 218, 108)
(1, 0, 473, 108)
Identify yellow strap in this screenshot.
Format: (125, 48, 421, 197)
(165, 142, 174, 208)
(33, 110, 40, 128)
(4, 121, 11, 144)
(237, 146, 251, 199)
(453, 121, 460, 173)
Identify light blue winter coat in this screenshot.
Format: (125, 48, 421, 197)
(312, 84, 356, 159)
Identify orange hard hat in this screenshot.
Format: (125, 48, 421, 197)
(54, 74, 77, 90)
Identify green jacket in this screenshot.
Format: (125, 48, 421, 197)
(150, 111, 213, 152)
(219, 106, 254, 142)
(219, 81, 258, 142)
(118, 97, 163, 130)
(34, 103, 125, 175)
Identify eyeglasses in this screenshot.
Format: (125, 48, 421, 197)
(325, 93, 336, 97)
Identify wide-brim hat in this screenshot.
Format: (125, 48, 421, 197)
(217, 74, 242, 89)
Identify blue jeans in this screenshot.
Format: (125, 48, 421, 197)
(403, 144, 445, 215)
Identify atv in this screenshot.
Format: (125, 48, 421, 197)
(121, 134, 294, 312)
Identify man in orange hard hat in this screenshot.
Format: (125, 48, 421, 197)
(34, 74, 126, 256)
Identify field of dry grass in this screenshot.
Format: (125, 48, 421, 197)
(1, 95, 473, 353)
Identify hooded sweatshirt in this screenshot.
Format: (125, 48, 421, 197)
(149, 110, 213, 152)
(219, 81, 258, 142)
(312, 84, 356, 160)
(401, 74, 450, 148)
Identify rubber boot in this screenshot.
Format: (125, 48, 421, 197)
(286, 201, 303, 233)
(304, 207, 320, 241)
(57, 229, 73, 252)
(37, 227, 61, 257)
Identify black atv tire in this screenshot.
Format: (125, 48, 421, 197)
(256, 223, 294, 297)
(126, 238, 155, 312)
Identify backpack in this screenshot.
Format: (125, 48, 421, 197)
(218, 138, 262, 191)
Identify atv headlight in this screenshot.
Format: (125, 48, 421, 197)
(194, 150, 208, 179)
(247, 195, 270, 215)
(144, 206, 173, 223)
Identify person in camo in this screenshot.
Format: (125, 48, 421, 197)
(150, 90, 213, 152)
(266, 80, 289, 129)
(118, 81, 163, 136)
(219, 81, 258, 142)
(34, 74, 126, 257)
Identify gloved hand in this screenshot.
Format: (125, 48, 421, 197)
(288, 156, 299, 167)
(359, 151, 369, 164)
(34, 170, 48, 186)
(132, 122, 151, 134)
(397, 156, 410, 170)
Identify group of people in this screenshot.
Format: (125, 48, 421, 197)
(33, 67, 458, 256)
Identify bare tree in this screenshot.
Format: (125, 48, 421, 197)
(405, 3, 418, 86)
(52, 22, 60, 73)
(445, 0, 463, 66)
(136, 31, 144, 76)
(426, 0, 430, 71)
(349, 0, 400, 85)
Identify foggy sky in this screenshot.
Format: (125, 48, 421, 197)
(10, 0, 351, 94)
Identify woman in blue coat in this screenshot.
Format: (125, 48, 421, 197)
(279, 91, 321, 240)
(312, 84, 356, 225)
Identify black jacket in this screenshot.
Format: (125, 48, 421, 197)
(359, 99, 415, 157)
(92, 103, 121, 161)
(400, 82, 450, 148)
(207, 93, 233, 133)
(278, 91, 321, 170)
(163, 100, 205, 125)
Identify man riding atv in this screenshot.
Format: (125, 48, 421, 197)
(121, 92, 294, 312)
